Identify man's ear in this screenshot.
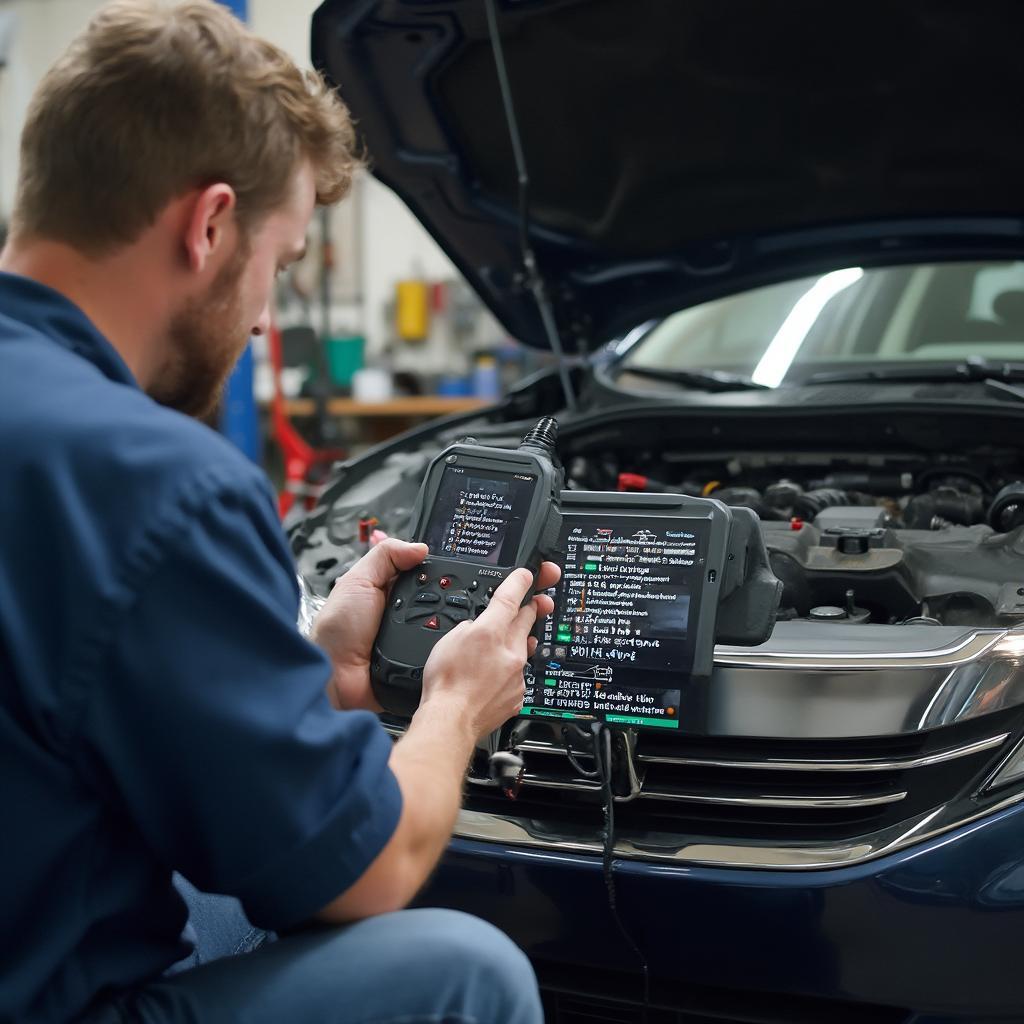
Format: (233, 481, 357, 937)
(182, 183, 237, 274)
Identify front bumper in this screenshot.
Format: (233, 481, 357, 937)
(417, 801, 1024, 1022)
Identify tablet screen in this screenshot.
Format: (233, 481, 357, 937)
(523, 512, 708, 729)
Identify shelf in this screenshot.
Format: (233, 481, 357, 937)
(273, 396, 488, 418)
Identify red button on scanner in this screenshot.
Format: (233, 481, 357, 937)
(424, 615, 441, 630)
(439, 577, 451, 589)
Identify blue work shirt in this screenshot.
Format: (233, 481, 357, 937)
(0, 273, 402, 1022)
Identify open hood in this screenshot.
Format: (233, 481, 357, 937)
(312, 0, 1024, 350)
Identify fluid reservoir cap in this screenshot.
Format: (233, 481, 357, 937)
(837, 533, 871, 555)
(809, 605, 847, 620)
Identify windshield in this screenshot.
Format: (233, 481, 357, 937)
(616, 260, 1024, 388)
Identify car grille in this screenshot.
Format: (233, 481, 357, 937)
(452, 707, 1018, 847)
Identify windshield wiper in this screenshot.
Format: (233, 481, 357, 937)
(616, 365, 769, 392)
(806, 356, 1024, 386)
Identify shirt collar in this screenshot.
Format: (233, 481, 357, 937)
(0, 271, 139, 389)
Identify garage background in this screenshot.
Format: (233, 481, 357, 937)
(0, 0, 552, 480)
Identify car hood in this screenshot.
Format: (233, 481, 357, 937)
(312, 0, 1024, 350)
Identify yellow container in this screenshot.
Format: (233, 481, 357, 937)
(395, 279, 430, 340)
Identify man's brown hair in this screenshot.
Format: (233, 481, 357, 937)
(11, 0, 359, 253)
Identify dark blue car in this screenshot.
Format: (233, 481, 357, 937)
(300, 2, 1024, 1019)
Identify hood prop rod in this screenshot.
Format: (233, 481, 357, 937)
(484, 0, 577, 413)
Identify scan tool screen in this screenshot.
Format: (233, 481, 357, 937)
(523, 513, 708, 729)
(421, 465, 537, 567)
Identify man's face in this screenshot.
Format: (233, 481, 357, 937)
(150, 162, 316, 419)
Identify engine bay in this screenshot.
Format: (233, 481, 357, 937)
(563, 442, 1024, 629)
(291, 409, 1024, 631)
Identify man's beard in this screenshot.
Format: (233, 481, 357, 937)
(149, 239, 253, 420)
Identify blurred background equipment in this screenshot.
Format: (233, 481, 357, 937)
(268, 324, 346, 518)
(395, 277, 430, 341)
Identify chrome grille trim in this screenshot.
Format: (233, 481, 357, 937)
(637, 788, 907, 808)
(516, 732, 1008, 773)
(467, 771, 601, 792)
(453, 786, 1024, 870)
(516, 740, 585, 756)
(712, 628, 1004, 669)
(519, 772, 601, 792)
(469, 768, 908, 808)
(633, 733, 1010, 772)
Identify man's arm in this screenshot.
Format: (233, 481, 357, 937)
(314, 700, 474, 921)
(314, 565, 556, 923)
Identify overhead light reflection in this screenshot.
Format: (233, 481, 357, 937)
(613, 320, 657, 357)
(752, 267, 864, 388)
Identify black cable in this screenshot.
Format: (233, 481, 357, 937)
(561, 725, 601, 779)
(592, 723, 650, 1017)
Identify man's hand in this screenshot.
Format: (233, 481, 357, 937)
(421, 562, 560, 739)
(315, 557, 561, 924)
(310, 539, 428, 711)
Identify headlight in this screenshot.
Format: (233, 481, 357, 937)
(986, 737, 1024, 791)
(918, 630, 1024, 730)
(949, 630, 1024, 792)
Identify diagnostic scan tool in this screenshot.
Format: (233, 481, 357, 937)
(372, 417, 563, 716)
(524, 491, 781, 731)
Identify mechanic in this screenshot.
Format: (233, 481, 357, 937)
(0, 2, 558, 1021)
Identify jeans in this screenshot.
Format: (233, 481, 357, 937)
(87, 877, 543, 1023)
(167, 875, 271, 970)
